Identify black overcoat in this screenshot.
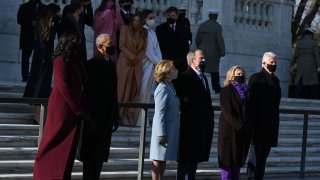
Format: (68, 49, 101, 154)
(175, 68, 214, 163)
(156, 21, 189, 73)
(79, 55, 119, 163)
(17, 1, 46, 50)
(218, 84, 251, 168)
(247, 68, 281, 147)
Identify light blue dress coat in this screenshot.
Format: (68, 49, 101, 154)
(150, 82, 180, 161)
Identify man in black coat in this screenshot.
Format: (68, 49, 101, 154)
(156, 6, 189, 73)
(247, 52, 281, 179)
(17, 0, 46, 82)
(79, 33, 119, 180)
(175, 50, 214, 180)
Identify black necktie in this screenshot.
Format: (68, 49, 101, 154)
(171, 24, 175, 31)
(199, 73, 206, 89)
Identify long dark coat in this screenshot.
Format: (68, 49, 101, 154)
(33, 56, 87, 180)
(79, 55, 119, 163)
(175, 68, 214, 163)
(247, 68, 281, 147)
(156, 21, 189, 73)
(218, 84, 251, 168)
(17, 1, 46, 50)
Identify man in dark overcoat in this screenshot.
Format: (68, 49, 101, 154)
(175, 50, 214, 180)
(247, 52, 281, 179)
(17, 0, 46, 81)
(79, 33, 119, 180)
(156, 6, 190, 73)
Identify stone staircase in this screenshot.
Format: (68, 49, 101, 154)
(0, 81, 319, 179)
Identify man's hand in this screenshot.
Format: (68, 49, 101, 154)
(112, 120, 118, 133)
(158, 136, 167, 147)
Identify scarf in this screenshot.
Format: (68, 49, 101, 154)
(231, 81, 249, 102)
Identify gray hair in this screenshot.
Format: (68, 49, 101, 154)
(261, 51, 277, 67)
(95, 33, 111, 48)
(186, 49, 203, 65)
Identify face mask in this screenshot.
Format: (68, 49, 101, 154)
(167, 18, 176, 25)
(146, 19, 155, 27)
(105, 45, 115, 56)
(234, 76, 245, 84)
(178, 13, 186, 19)
(266, 64, 276, 72)
(170, 69, 178, 80)
(123, 4, 131, 11)
(199, 61, 206, 72)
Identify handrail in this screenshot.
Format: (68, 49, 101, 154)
(0, 97, 319, 179)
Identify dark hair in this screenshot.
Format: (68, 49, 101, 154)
(68, 2, 83, 13)
(53, 31, 81, 62)
(119, 0, 133, 4)
(166, 6, 178, 14)
(141, 9, 153, 20)
(128, 12, 147, 40)
(209, 14, 218, 20)
(40, 3, 60, 41)
(96, 0, 115, 13)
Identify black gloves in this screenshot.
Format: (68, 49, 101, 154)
(158, 136, 167, 147)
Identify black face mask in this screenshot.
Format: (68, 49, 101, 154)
(234, 76, 245, 84)
(266, 64, 276, 72)
(199, 61, 206, 72)
(123, 4, 131, 11)
(167, 18, 176, 25)
(105, 45, 115, 56)
(178, 13, 186, 19)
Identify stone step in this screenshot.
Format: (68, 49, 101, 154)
(0, 103, 33, 113)
(0, 82, 25, 93)
(0, 157, 319, 174)
(0, 124, 38, 136)
(0, 113, 34, 124)
(0, 145, 319, 161)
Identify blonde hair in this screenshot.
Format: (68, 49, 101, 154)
(223, 65, 246, 86)
(154, 60, 174, 83)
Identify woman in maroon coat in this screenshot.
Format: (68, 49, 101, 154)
(218, 66, 251, 180)
(33, 31, 87, 180)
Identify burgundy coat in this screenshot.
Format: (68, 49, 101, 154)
(218, 84, 251, 168)
(33, 56, 87, 180)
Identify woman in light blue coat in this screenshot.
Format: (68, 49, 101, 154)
(150, 60, 180, 180)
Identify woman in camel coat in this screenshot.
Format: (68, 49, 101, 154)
(117, 12, 147, 126)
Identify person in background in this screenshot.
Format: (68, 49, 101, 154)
(23, 3, 61, 124)
(33, 31, 88, 180)
(247, 52, 281, 180)
(117, 12, 147, 126)
(219, 66, 251, 180)
(17, 0, 46, 82)
(79, 33, 119, 180)
(92, 0, 123, 59)
(135, 9, 162, 125)
(60, 0, 93, 61)
(177, 5, 192, 47)
(175, 50, 214, 180)
(119, 0, 133, 25)
(150, 60, 180, 180)
(156, 6, 189, 74)
(294, 27, 320, 99)
(195, 8, 225, 94)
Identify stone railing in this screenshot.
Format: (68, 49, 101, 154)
(44, 0, 204, 24)
(234, 0, 274, 31)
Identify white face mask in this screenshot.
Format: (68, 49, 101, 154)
(145, 19, 155, 27)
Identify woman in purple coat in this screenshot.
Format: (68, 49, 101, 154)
(218, 66, 251, 180)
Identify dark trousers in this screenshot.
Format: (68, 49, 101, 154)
(247, 145, 271, 180)
(177, 162, 198, 180)
(210, 72, 221, 93)
(295, 78, 320, 99)
(21, 48, 33, 81)
(83, 159, 104, 180)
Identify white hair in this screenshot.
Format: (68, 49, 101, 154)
(95, 33, 111, 48)
(186, 49, 203, 65)
(261, 51, 277, 67)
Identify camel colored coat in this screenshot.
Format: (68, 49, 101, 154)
(117, 25, 147, 125)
